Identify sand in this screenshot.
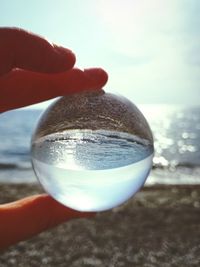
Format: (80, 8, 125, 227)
(0, 183, 200, 267)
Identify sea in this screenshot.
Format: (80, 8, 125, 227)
(0, 104, 200, 185)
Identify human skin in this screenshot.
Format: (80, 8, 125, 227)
(0, 27, 108, 250)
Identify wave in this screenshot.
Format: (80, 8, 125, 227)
(0, 163, 19, 169)
(0, 162, 32, 170)
(1, 160, 199, 172)
(153, 162, 200, 169)
(5, 151, 30, 156)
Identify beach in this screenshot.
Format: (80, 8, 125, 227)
(0, 182, 200, 266)
(0, 106, 199, 266)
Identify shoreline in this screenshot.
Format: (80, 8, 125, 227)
(1, 165, 200, 186)
(1, 182, 200, 202)
(0, 183, 200, 266)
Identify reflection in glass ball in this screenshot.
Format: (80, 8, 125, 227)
(31, 90, 154, 211)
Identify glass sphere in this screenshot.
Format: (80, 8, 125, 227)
(31, 90, 154, 211)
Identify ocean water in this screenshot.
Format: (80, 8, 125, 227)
(31, 130, 153, 211)
(0, 105, 200, 184)
(32, 130, 153, 170)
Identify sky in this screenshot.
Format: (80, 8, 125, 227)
(0, 0, 200, 107)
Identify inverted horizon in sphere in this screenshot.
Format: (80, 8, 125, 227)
(32, 91, 154, 211)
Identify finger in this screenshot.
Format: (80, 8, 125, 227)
(0, 68, 108, 112)
(0, 27, 76, 75)
(0, 194, 94, 250)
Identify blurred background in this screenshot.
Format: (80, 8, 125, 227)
(0, 0, 199, 185)
(0, 1, 200, 266)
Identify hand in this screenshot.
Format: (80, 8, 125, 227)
(0, 27, 108, 250)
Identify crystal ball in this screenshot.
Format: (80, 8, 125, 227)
(31, 90, 154, 211)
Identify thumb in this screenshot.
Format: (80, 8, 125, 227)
(0, 194, 94, 250)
